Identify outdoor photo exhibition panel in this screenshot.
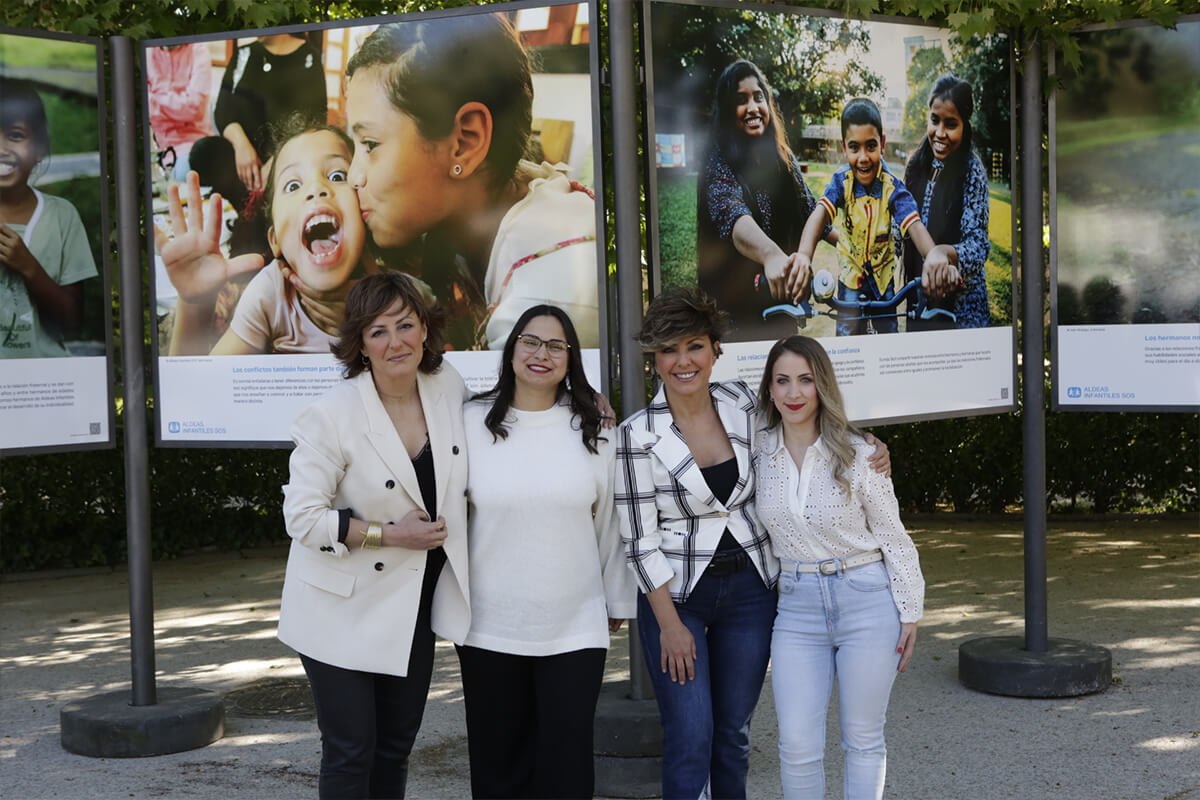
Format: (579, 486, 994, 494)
(143, 0, 607, 446)
(0, 28, 115, 453)
(643, 0, 1016, 425)
(1051, 16, 1200, 411)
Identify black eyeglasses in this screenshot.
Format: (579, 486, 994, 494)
(516, 333, 569, 356)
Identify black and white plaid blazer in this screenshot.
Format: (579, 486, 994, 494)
(614, 380, 779, 602)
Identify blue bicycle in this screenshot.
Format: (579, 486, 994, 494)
(762, 269, 957, 333)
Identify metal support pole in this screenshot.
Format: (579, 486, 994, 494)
(60, 40, 224, 759)
(608, 0, 654, 702)
(1019, 34, 1048, 654)
(111, 36, 157, 705)
(956, 35, 1110, 698)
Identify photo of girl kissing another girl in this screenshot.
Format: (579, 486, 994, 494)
(156, 116, 375, 356)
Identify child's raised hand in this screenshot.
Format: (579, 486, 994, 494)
(154, 171, 262, 303)
(921, 246, 961, 300)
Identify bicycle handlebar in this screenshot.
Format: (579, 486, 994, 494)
(762, 274, 959, 327)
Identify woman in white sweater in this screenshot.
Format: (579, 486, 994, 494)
(753, 335, 924, 800)
(457, 304, 635, 799)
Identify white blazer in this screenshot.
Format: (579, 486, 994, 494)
(278, 366, 470, 677)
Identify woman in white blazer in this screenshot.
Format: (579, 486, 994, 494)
(279, 272, 470, 799)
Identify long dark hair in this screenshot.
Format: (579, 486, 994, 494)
(710, 60, 807, 247)
(474, 304, 604, 454)
(903, 75, 978, 282)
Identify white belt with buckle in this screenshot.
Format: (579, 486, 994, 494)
(793, 549, 883, 576)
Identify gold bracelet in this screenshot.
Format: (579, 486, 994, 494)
(362, 521, 383, 550)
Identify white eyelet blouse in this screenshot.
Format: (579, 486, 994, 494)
(754, 427, 924, 623)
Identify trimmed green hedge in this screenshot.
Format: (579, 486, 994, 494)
(0, 441, 290, 573)
(1, 403, 1193, 573)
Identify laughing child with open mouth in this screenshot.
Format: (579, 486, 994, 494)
(156, 117, 374, 355)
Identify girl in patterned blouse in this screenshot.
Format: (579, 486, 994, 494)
(902, 74, 992, 329)
(753, 335, 923, 799)
(695, 60, 833, 341)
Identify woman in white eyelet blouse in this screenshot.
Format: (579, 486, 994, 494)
(752, 335, 924, 800)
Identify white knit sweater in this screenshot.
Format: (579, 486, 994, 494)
(462, 400, 636, 655)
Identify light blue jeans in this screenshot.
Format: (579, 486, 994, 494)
(771, 559, 902, 799)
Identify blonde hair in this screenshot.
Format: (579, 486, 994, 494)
(757, 336, 862, 492)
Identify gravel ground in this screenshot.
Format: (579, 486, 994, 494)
(2, 515, 1197, 799)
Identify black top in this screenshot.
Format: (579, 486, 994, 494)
(214, 39, 326, 160)
(412, 436, 437, 521)
(700, 456, 742, 554)
(334, 435, 437, 548)
(700, 455, 738, 506)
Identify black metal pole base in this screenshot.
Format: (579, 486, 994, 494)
(959, 636, 1112, 698)
(60, 687, 224, 757)
(593, 680, 662, 799)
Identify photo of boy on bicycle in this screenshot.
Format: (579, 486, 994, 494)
(789, 98, 959, 335)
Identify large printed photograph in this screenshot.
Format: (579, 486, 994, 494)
(1052, 18, 1200, 410)
(1, 28, 113, 452)
(645, 0, 1015, 423)
(144, 2, 605, 443)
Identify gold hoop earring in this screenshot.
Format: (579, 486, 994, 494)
(361, 353, 370, 368)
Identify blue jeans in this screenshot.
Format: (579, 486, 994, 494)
(771, 560, 902, 800)
(637, 564, 777, 799)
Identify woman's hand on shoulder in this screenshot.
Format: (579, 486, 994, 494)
(386, 509, 448, 551)
(595, 392, 617, 430)
(863, 432, 892, 478)
(897, 622, 918, 672)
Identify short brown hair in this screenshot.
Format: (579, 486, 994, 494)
(635, 287, 731, 352)
(331, 272, 446, 378)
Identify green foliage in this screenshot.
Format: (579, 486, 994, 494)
(38, 93, 100, 155)
(950, 33, 1010, 167)
(0, 33, 98, 69)
(903, 47, 949, 145)
(884, 405, 1196, 515)
(649, 4, 884, 143)
(7, 0, 1199, 52)
(655, 172, 698, 290)
(38, 177, 108, 345)
(0, 423, 291, 572)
